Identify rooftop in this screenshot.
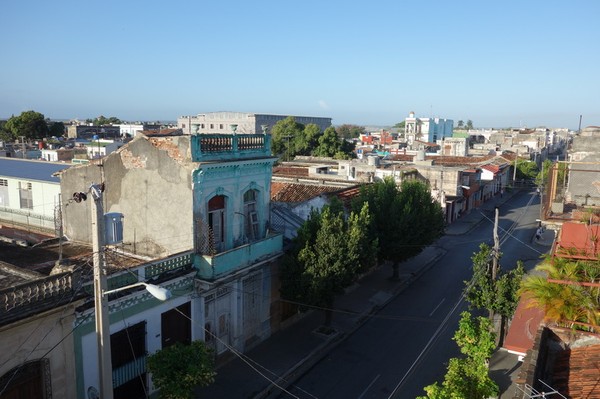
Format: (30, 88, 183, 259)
(0, 157, 71, 183)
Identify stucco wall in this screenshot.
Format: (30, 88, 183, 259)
(60, 136, 195, 257)
(0, 305, 79, 399)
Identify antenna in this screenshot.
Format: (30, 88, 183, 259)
(516, 379, 567, 398)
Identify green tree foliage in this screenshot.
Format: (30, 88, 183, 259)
(457, 120, 464, 129)
(48, 121, 66, 137)
(353, 178, 444, 280)
(418, 312, 498, 399)
(515, 160, 539, 180)
(393, 121, 406, 129)
(280, 202, 376, 325)
(270, 117, 355, 161)
(466, 120, 474, 130)
(464, 244, 525, 318)
(4, 111, 49, 140)
(91, 115, 122, 125)
(147, 341, 216, 399)
(464, 244, 525, 342)
(336, 124, 365, 139)
(270, 116, 305, 159)
(519, 257, 600, 329)
(313, 126, 342, 158)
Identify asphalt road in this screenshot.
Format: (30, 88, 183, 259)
(278, 190, 545, 399)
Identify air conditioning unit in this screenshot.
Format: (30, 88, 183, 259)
(104, 213, 124, 245)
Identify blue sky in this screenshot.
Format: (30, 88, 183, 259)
(2, 1, 599, 129)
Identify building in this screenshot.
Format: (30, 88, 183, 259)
(59, 130, 284, 397)
(404, 111, 454, 145)
(177, 111, 332, 135)
(0, 158, 71, 235)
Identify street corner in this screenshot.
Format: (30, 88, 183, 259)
(533, 228, 555, 247)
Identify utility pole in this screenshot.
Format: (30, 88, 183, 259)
(512, 149, 519, 184)
(491, 206, 500, 320)
(90, 184, 113, 399)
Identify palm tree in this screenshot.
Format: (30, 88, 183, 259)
(519, 257, 600, 330)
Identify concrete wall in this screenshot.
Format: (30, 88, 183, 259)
(60, 136, 195, 258)
(0, 304, 79, 399)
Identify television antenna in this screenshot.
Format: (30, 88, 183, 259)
(517, 380, 567, 398)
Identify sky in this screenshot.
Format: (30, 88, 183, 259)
(2, 0, 599, 130)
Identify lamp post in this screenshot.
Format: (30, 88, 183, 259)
(86, 184, 170, 399)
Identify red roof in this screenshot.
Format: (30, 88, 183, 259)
(503, 294, 545, 355)
(553, 222, 600, 260)
(481, 164, 500, 174)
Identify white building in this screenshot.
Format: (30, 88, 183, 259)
(85, 139, 124, 159)
(405, 111, 454, 144)
(178, 111, 332, 135)
(0, 158, 71, 234)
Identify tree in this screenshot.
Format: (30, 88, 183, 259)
(464, 244, 525, 343)
(4, 110, 49, 140)
(313, 126, 342, 158)
(465, 120, 473, 130)
(91, 115, 121, 126)
(147, 341, 216, 399)
(418, 312, 498, 399)
(270, 116, 305, 160)
(393, 121, 406, 129)
(515, 160, 539, 181)
(280, 202, 376, 326)
(336, 124, 365, 139)
(48, 121, 66, 138)
(457, 120, 464, 129)
(519, 257, 600, 330)
(353, 178, 444, 280)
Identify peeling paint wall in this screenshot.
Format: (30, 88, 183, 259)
(60, 135, 194, 258)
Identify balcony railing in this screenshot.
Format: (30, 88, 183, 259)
(191, 134, 272, 161)
(0, 272, 77, 323)
(195, 232, 283, 280)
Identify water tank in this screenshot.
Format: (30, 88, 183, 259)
(104, 213, 124, 245)
(367, 155, 380, 166)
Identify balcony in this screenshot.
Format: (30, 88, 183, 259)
(191, 134, 272, 162)
(195, 232, 283, 280)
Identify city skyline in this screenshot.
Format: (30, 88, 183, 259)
(2, 1, 599, 130)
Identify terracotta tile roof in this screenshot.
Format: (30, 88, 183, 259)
(270, 182, 343, 203)
(273, 166, 309, 178)
(331, 186, 362, 208)
(143, 128, 183, 137)
(554, 222, 600, 260)
(553, 344, 600, 398)
(481, 164, 500, 174)
(434, 155, 494, 166)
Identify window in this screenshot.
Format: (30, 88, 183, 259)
(182, 123, 186, 128)
(208, 195, 226, 251)
(219, 124, 223, 129)
(0, 179, 8, 206)
(19, 182, 33, 209)
(210, 124, 214, 129)
(243, 189, 259, 240)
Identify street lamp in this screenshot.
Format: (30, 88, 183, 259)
(82, 184, 171, 399)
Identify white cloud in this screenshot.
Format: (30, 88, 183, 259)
(318, 100, 329, 110)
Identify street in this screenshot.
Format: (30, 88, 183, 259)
(277, 189, 547, 399)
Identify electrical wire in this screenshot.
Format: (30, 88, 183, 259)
(171, 307, 306, 399)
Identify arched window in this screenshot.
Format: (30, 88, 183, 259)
(208, 195, 226, 252)
(243, 189, 259, 240)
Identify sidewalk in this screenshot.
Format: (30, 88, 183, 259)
(195, 189, 536, 399)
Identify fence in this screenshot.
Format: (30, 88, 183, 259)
(543, 161, 600, 221)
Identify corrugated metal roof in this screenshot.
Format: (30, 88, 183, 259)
(0, 158, 71, 183)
